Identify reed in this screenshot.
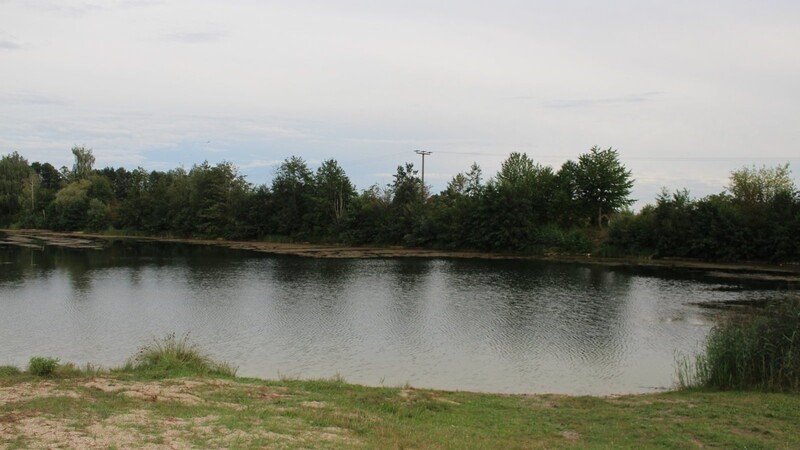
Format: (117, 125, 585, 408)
(119, 333, 237, 378)
(680, 299, 800, 391)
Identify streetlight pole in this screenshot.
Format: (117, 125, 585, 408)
(414, 150, 432, 191)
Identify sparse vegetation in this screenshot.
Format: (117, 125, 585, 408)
(1, 365, 799, 448)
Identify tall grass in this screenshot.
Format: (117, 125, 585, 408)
(679, 299, 800, 391)
(120, 333, 237, 378)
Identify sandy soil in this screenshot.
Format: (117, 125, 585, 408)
(0, 377, 356, 449)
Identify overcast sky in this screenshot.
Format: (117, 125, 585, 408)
(2, 0, 799, 207)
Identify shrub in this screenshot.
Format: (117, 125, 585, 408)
(680, 300, 800, 391)
(121, 333, 237, 378)
(28, 357, 59, 376)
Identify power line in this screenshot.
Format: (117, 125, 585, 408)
(339, 151, 410, 167)
(415, 150, 432, 189)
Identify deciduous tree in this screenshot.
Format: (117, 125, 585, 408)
(0, 152, 31, 226)
(727, 163, 794, 205)
(271, 156, 313, 235)
(70, 146, 95, 181)
(574, 146, 634, 227)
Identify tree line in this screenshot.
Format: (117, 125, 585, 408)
(606, 164, 799, 262)
(1, 146, 797, 262)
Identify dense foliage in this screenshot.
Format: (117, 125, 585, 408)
(2, 147, 798, 261)
(0, 146, 634, 254)
(606, 164, 800, 262)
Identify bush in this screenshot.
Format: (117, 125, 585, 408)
(28, 357, 59, 376)
(121, 333, 237, 378)
(680, 300, 800, 391)
(531, 226, 592, 255)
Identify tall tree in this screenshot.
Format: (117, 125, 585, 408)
(163, 168, 193, 235)
(0, 152, 31, 226)
(50, 179, 92, 230)
(727, 163, 794, 205)
(70, 146, 95, 181)
(30, 162, 63, 191)
(25, 162, 63, 227)
(481, 153, 556, 250)
(310, 159, 356, 233)
(433, 162, 484, 248)
(554, 160, 583, 226)
(20, 171, 41, 220)
(387, 163, 425, 243)
(271, 156, 313, 236)
(344, 184, 392, 244)
(574, 146, 634, 227)
(189, 161, 250, 237)
(726, 164, 796, 259)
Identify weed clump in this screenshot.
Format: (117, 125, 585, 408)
(28, 357, 59, 376)
(680, 299, 800, 391)
(121, 333, 237, 378)
(0, 365, 22, 376)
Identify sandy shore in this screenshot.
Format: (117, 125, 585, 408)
(2, 372, 798, 449)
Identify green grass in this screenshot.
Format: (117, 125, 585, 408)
(1, 369, 799, 449)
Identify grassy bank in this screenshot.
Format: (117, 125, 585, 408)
(2, 359, 799, 448)
(2, 372, 800, 449)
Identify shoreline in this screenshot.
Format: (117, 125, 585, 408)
(2, 368, 799, 448)
(3, 230, 799, 446)
(3, 228, 800, 283)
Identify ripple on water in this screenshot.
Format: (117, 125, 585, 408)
(0, 244, 783, 394)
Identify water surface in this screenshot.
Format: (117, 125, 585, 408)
(0, 239, 787, 394)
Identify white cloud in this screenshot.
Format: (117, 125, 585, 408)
(0, 40, 21, 50)
(160, 30, 228, 44)
(0, 92, 69, 105)
(544, 92, 663, 109)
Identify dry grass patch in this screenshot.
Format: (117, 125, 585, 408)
(13, 416, 149, 449)
(83, 378, 204, 405)
(0, 382, 80, 403)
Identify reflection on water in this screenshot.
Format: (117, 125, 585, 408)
(0, 240, 788, 394)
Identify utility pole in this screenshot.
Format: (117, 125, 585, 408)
(414, 150, 432, 190)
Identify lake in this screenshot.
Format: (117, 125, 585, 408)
(0, 237, 788, 394)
